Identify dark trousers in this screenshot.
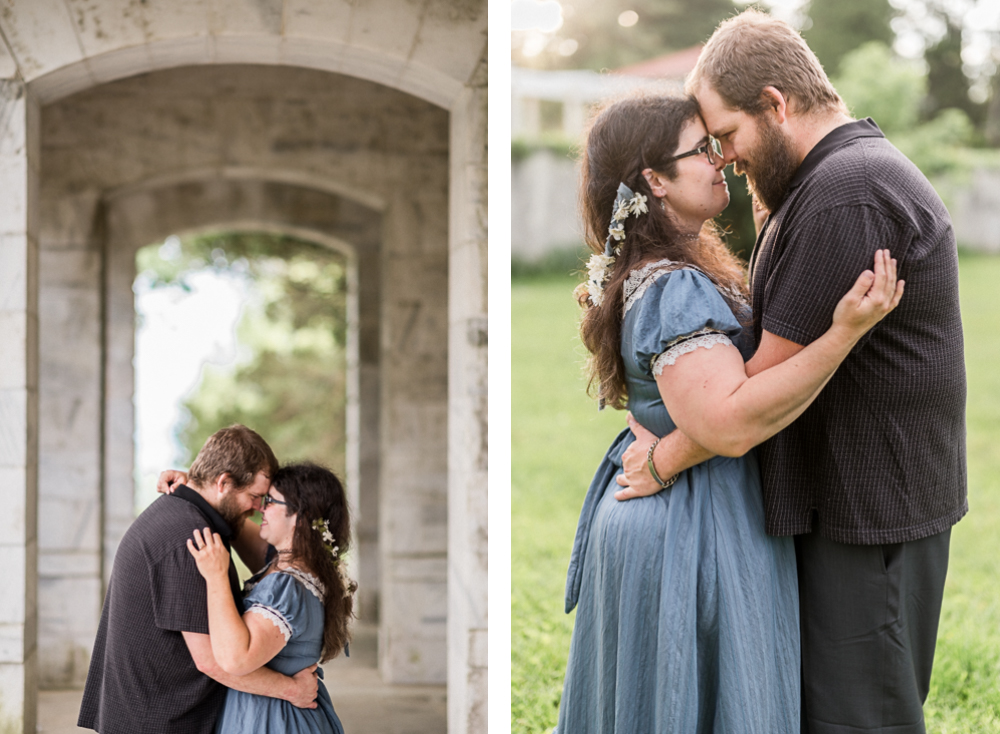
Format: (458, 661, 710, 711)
(795, 529, 951, 734)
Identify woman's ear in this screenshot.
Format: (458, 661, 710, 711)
(641, 168, 669, 199)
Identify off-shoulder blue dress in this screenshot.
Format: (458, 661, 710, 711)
(215, 568, 345, 734)
(557, 262, 800, 733)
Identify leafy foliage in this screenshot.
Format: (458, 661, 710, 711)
(801, 0, 896, 76)
(834, 42, 975, 177)
(517, 0, 737, 71)
(137, 231, 348, 473)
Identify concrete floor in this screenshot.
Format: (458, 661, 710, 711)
(38, 625, 446, 734)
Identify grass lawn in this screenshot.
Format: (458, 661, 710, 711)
(511, 253, 1000, 733)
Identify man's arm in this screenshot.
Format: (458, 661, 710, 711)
(183, 631, 318, 709)
(231, 516, 269, 574)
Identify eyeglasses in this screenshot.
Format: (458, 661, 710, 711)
(260, 494, 288, 511)
(664, 136, 722, 165)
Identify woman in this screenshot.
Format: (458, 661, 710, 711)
(186, 463, 355, 734)
(557, 94, 902, 732)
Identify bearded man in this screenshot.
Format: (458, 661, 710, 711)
(616, 9, 967, 733)
(79, 425, 319, 734)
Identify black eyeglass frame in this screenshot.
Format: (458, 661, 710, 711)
(664, 136, 722, 165)
(261, 494, 288, 511)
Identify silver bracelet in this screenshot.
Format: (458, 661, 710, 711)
(647, 438, 679, 489)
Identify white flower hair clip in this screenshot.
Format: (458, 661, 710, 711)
(311, 517, 341, 563)
(576, 183, 649, 308)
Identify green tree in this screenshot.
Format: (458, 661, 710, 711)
(833, 42, 975, 177)
(522, 0, 737, 71)
(802, 0, 895, 76)
(137, 232, 348, 473)
(924, 14, 985, 125)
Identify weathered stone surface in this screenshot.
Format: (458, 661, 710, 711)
(0, 3, 487, 728)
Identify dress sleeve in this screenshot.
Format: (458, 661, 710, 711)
(630, 268, 744, 379)
(149, 545, 210, 634)
(243, 572, 306, 643)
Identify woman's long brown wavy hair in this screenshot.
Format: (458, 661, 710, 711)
(578, 93, 749, 410)
(272, 462, 357, 663)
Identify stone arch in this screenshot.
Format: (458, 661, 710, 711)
(0, 4, 486, 730)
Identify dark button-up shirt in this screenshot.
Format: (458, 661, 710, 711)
(751, 118, 967, 544)
(78, 486, 241, 734)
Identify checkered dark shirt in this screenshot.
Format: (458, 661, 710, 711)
(78, 486, 241, 734)
(751, 118, 968, 545)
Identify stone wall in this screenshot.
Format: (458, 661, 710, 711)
(511, 149, 582, 261)
(37, 65, 450, 688)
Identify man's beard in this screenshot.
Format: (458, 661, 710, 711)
(734, 113, 799, 213)
(217, 492, 252, 534)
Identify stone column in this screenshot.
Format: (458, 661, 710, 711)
(37, 191, 105, 689)
(447, 63, 488, 734)
(0, 78, 40, 734)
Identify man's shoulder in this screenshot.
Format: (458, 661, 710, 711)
(121, 495, 210, 561)
(810, 134, 923, 192)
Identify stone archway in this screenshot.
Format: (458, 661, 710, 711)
(0, 7, 487, 728)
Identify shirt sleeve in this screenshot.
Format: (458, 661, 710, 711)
(630, 269, 744, 378)
(243, 572, 307, 643)
(148, 544, 210, 634)
(760, 205, 914, 345)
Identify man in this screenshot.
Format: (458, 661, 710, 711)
(79, 425, 318, 734)
(617, 10, 967, 733)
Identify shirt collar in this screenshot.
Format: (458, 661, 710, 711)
(787, 117, 884, 194)
(172, 484, 234, 541)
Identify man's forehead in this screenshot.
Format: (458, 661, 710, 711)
(693, 86, 736, 127)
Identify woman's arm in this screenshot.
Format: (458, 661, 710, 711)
(187, 528, 287, 676)
(659, 250, 902, 457)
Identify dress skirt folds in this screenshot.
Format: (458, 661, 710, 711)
(556, 263, 800, 734)
(214, 569, 346, 734)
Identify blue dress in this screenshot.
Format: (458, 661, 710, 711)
(557, 263, 800, 733)
(215, 567, 345, 734)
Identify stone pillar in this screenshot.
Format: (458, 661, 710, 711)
(378, 161, 450, 684)
(37, 192, 105, 689)
(0, 78, 39, 734)
(447, 65, 489, 733)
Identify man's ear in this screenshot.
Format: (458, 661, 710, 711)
(214, 472, 234, 495)
(760, 86, 788, 124)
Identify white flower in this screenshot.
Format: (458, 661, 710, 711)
(586, 253, 614, 282)
(586, 280, 604, 307)
(608, 223, 625, 241)
(613, 201, 631, 221)
(629, 193, 648, 215)
(323, 530, 334, 544)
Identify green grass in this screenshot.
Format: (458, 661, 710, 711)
(511, 255, 1000, 733)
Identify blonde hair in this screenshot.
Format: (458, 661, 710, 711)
(686, 8, 846, 117)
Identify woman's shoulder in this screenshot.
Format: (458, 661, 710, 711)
(244, 565, 326, 605)
(623, 259, 714, 316)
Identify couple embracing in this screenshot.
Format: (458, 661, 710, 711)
(559, 9, 966, 734)
(78, 424, 354, 734)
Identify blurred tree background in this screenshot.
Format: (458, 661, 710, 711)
(136, 232, 348, 474)
(512, 0, 1000, 264)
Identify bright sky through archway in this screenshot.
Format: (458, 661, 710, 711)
(133, 269, 250, 511)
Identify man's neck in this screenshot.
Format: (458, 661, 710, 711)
(790, 110, 855, 167)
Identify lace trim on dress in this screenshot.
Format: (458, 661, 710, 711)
(242, 564, 327, 603)
(622, 258, 683, 316)
(652, 332, 734, 376)
(246, 603, 293, 642)
(281, 568, 326, 602)
(622, 258, 748, 317)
